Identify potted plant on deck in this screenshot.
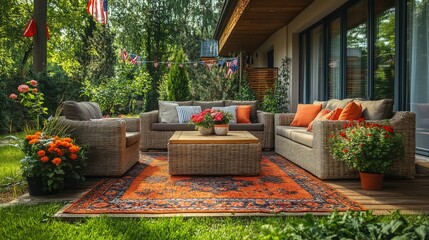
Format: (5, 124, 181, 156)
(328, 119, 404, 190)
(21, 131, 86, 195)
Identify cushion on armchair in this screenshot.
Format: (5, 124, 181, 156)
(62, 101, 103, 121)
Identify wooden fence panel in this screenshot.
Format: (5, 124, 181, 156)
(245, 68, 278, 100)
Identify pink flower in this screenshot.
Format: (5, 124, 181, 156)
(18, 84, 29, 93)
(9, 93, 17, 100)
(29, 79, 38, 87)
(32, 88, 38, 94)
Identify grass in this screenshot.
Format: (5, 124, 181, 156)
(0, 137, 26, 203)
(0, 203, 428, 240)
(0, 203, 279, 240)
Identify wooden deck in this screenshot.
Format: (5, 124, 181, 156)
(4, 168, 429, 217)
(325, 176, 429, 214)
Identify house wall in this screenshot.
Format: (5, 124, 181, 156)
(252, 0, 346, 112)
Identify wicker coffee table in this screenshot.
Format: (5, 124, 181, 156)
(168, 131, 261, 175)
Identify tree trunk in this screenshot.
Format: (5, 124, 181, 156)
(33, 0, 47, 74)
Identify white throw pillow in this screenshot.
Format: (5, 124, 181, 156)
(159, 101, 179, 123)
(176, 106, 202, 123)
(212, 106, 237, 124)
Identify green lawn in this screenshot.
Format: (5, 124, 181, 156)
(0, 136, 428, 239)
(0, 140, 26, 203)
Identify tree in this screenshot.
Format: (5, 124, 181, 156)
(33, 0, 47, 74)
(162, 48, 191, 101)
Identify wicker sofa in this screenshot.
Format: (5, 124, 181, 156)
(140, 100, 274, 150)
(60, 101, 141, 177)
(275, 99, 416, 179)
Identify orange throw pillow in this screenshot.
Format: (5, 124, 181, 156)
(290, 104, 322, 127)
(236, 105, 252, 123)
(307, 109, 331, 131)
(320, 108, 343, 120)
(338, 101, 362, 120)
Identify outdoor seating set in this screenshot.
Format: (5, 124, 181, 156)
(59, 98, 416, 180)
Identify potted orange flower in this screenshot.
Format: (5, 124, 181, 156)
(21, 131, 86, 195)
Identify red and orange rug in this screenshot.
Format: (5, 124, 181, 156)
(64, 153, 364, 215)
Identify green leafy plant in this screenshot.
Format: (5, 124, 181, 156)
(260, 57, 291, 113)
(249, 211, 429, 240)
(274, 57, 291, 113)
(261, 88, 276, 113)
(20, 131, 86, 192)
(235, 73, 257, 101)
(160, 47, 192, 101)
(9, 79, 48, 129)
(328, 120, 404, 174)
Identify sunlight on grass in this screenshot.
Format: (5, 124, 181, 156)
(0, 137, 27, 203)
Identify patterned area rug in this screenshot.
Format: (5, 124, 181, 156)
(64, 152, 364, 214)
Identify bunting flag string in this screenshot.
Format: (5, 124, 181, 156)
(119, 48, 239, 75)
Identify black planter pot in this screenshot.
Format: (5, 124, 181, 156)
(26, 176, 57, 196)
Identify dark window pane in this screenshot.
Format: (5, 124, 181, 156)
(309, 25, 324, 102)
(328, 17, 341, 99)
(374, 0, 395, 100)
(346, 0, 368, 98)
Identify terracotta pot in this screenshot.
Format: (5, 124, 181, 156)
(214, 124, 229, 135)
(359, 172, 384, 191)
(198, 126, 213, 136)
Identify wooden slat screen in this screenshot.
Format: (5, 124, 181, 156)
(245, 68, 278, 100)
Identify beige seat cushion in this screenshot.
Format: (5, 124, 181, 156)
(125, 132, 140, 147)
(276, 126, 313, 148)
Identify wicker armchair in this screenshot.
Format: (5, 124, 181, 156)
(60, 101, 140, 176)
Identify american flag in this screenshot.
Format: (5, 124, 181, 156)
(129, 54, 139, 64)
(87, 0, 108, 25)
(120, 49, 128, 62)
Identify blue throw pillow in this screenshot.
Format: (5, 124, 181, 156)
(212, 106, 237, 124)
(176, 106, 202, 123)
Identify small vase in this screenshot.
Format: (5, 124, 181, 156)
(359, 172, 384, 191)
(214, 124, 229, 135)
(198, 126, 213, 136)
(26, 176, 57, 196)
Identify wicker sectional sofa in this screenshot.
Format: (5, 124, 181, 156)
(275, 99, 416, 179)
(139, 100, 274, 150)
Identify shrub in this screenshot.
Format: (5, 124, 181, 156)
(159, 47, 191, 101)
(248, 211, 429, 239)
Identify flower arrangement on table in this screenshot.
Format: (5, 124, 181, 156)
(21, 131, 87, 193)
(190, 109, 233, 135)
(328, 119, 404, 174)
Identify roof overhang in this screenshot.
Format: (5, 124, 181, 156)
(214, 0, 315, 56)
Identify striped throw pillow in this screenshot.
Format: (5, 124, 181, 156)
(176, 106, 202, 123)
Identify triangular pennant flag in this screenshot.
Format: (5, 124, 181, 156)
(206, 63, 213, 70)
(179, 64, 183, 68)
(232, 58, 238, 66)
(23, 18, 36, 37)
(193, 62, 198, 67)
(154, 62, 159, 68)
(120, 49, 128, 62)
(141, 61, 146, 65)
(199, 61, 205, 66)
(167, 62, 172, 68)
